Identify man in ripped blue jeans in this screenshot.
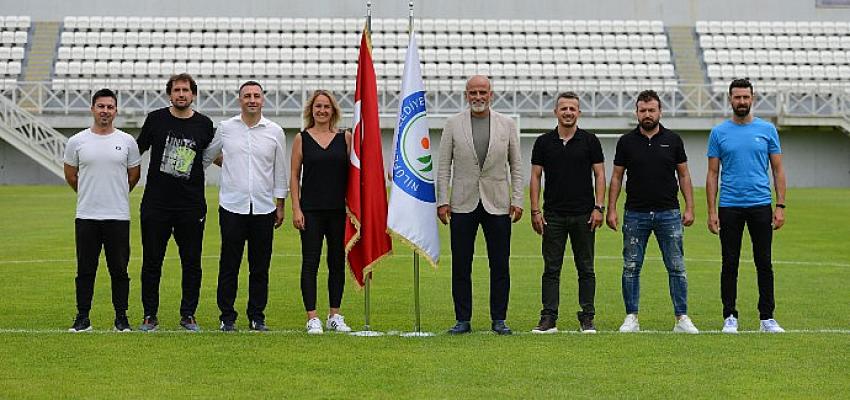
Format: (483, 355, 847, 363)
(606, 90, 699, 334)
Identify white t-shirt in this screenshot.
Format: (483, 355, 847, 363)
(63, 128, 141, 220)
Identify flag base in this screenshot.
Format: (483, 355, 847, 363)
(400, 331, 435, 337)
(350, 330, 384, 337)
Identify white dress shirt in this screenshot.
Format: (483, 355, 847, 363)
(204, 115, 289, 215)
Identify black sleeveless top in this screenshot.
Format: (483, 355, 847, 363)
(299, 129, 348, 211)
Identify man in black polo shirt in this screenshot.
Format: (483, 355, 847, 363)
(606, 90, 699, 334)
(529, 92, 605, 334)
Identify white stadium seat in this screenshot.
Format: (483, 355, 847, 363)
(61, 16, 850, 93)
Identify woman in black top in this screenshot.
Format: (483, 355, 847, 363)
(290, 90, 352, 334)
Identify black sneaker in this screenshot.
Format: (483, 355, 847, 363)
(68, 314, 92, 333)
(531, 315, 558, 334)
(249, 319, 268, 332)
(180, 315, 200, 332)
(139, 315, 158, 332)
(579, 317, 597, 334)
(491, 320, 513, 335)
(114, 315, 132, 332)
(447, 320, 471, 335)
(220, 320, 237, 332)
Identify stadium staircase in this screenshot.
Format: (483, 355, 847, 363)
(668, 25, 706, 110)
(668, 26, 705, 86)
(18, 21, 60, 111)
(0, 95, 66, 178)
(22, 21, 59, 82)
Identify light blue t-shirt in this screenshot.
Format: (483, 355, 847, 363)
(707, 117, 781, 208)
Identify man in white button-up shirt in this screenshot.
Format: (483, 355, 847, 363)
(203, 81, 289, 332)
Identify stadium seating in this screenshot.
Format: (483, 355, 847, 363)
(0, 16, 30, 89)
(697, 20, 850, 92)
(52, 16, 677, 92)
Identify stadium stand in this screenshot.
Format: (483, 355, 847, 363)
(697, 20, 850, 92)
(52, 16, 677, 93)
(0, 16, 30, 89)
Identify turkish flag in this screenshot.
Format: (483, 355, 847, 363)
(345, 25, 392, 287)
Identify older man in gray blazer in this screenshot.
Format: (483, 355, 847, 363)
(437, 75, 524, 335)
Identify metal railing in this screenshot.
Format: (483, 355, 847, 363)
(3, 81, 849, 120)
(2, 81, 848, 179)
(0, 94, 68, 178)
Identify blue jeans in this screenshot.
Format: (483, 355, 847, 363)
(621, 209, 688, 316)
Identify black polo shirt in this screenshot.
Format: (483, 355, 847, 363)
(531, 127, 604, 215)
(613, 124, 687, 212)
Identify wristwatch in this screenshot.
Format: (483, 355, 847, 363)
(593, 205, 605, 213)
(775, 203, 786, 209)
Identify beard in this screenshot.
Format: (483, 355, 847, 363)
(640, 118, 659, 131)
(470, 102, 488, 113)
(733, 105, 751, 118)
(172, 101, 192, 111)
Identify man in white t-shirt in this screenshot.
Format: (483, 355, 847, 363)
(63, 88, 141, 332)
(203, 81, 288, 332)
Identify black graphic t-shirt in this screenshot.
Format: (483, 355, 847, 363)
(137, 107, 215, 212)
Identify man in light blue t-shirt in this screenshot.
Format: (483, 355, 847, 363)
(706, 79, 787, 334)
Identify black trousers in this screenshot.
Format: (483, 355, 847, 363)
(74, 219, 130, 316)
(450, 202, 511, 322)
(540, 211, 596, 320)
(299, 210, 346, 312)
(217, 207, 274, 323)
(719, 205, 776, 320)
(140, 206, 205, 318)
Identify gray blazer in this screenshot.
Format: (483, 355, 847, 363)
(436, 109, 523, 215)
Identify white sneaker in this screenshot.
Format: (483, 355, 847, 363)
(306, 317, 323, 335)
(619, 314, 640, 332)
(673, 315, 699, 334)
(759, 318, 785, 333)
(722, 316, 739, 334)
(326, 314, 352, 332)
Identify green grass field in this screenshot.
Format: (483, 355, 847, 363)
(1, 186, 848, 399)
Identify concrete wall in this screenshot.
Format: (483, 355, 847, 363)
(0, 140, 64, 184)
(516, 127, 850, 189)
(2, 0, 850, 24)
(195, 124, 850, 189)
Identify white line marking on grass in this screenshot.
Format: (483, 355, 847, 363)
(2, 254, 848, 268)
(0, 328, 305, 335)
(1, 328, 848, 335)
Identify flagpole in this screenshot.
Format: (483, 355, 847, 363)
(413, 252, 421, 331)
(352, 0, 383, 337)
(364, 271, 372, 329)
(367, 0, 372, 31)
(363, 0, 373, 333)
(399, 0, 435, 338)
(408, 0, 414, 35)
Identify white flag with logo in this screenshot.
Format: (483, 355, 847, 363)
(387, 32, 439, 267)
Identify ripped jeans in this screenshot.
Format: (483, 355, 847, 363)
(621, 209, 688, 316)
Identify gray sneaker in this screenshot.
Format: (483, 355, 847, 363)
(249, 319, 269, 332)
(220, 320, 237, 332)
(579, 317, 597, 334)
(180, 315, 200, 332)
(139, 315, 158, 332)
